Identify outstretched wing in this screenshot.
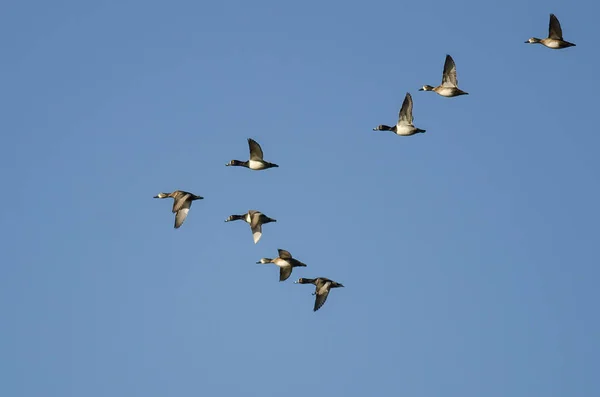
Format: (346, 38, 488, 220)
(398, 93, 414, 124)
(174, 200, 192, 228)
(279, 265, 293, 282)
(251, 223, 262, 244)
(277, 249, 292, 259)
(441, 54, 458, 87)
(248, 138, 264, 161)
(314, 282, 331, 312)
(548, 14, 563, 40)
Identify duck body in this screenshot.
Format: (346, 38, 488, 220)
(420, 85, 468, 97)
(525, 14, 576, 49)
(373, 124, 425, 136)
(294, 277, 344, 312)
(226, 159, 278, 170)
(257, 249, 307, 281)
(526, 37, 576, 49)
(373, 92, 426, 136)
(225, 210, 276, 243)
(226, 138, 279, 170)
(419, 54, 468, 97)
(153, 190, 204, 228)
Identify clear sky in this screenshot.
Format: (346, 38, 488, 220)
(1, 0, 598, 396)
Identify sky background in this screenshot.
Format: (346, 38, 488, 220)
(1, 0, 599, 396)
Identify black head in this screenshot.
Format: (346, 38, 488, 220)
(226, 160, 245, 167)
(373, 124, 392, 131)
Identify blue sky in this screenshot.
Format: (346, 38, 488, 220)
(1, 0, 598, 396)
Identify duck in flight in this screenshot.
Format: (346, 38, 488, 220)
(225, 210, 277, 244)
(256, 249, 307, 282)
(419, 54, 468, 97)
(294, 277, 344, 312)
(153, 190, 204, 229)
(525, 13, 576, 49)
(226, 138, 279, 170)
(373, 93, 426, 136)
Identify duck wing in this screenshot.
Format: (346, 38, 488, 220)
(277, 249, 292, 259)
(398, 92, 414, 125)
(249, 214, 263, 243)
(314, 281, 332, 312)
(548, 14, 563, 40)
(279, 265, 293, 282)
(248, 138, 264, 161)
(174, 200, 192, 228)
(441, 54, 458, 87)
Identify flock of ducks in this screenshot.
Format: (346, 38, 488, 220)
(154, 138, 345, 312)
(375, 13, 575, 137)
(153, 13, 575, 312)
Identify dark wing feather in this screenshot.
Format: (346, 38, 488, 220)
(398, 93, 414, 124)
(248, 138, 264, 161)
(548, 14, 563, 40)
(279, 265, 293, 282)
(277, 249, 292, 259)
(174, 200, 192, 228)
(441, 54, 458, 87)
(314, 287, 331, 312)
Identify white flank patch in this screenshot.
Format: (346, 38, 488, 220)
(248, 160, 265, 170)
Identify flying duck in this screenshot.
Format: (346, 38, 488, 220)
(373, 93, 426, 136)
(256, 249, 307, 281)
(153, 190, 204, 228)
(419, 54, 468, 97)
(525, 14, 576, 49)
(294, 277, 344, 312)
(225, 210, 276, 244)
(226, 138, 279, 170)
